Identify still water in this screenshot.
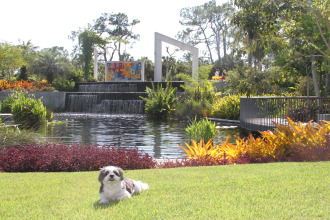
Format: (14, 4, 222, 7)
(46, 113, 248, 159)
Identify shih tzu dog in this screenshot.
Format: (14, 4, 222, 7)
(98, 166, 149, 204)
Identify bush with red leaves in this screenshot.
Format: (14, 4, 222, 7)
(0, 144, 156, 172)
(282, 138, 330, 162)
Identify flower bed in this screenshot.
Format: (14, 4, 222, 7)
(0, 80, 55, 91)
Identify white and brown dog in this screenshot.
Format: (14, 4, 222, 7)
(98, 166, 149, 204)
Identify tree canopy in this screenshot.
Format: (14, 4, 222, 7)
(70, 12, 140, 79)
(0, 43, 26, 80)
(0, 1, 329, 96)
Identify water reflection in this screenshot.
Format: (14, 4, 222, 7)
(46, 113, 248, 159)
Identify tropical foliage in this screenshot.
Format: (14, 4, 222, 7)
(211, 94, 240, 120)
(140, 82, 177, 118)
(11, 92, 48, 130)
(1, 91, 51, 130)
(0, 43, 27, 80)
(185, 117, 216, 142)
(30, 47, 72, 84)
(179, 139, 217, 160)
(175, 65, 216, 117)
(78, 30, 106, 79)
(180, 118, 330, 162)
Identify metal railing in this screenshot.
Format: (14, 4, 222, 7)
(240, 97, 330, 131)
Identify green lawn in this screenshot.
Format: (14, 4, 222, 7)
(0, 162, 329, 219)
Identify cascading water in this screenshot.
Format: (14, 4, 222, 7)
(79, 84, 138, 92)
(65, 82, 184, 114)
(67, 95, 98, 112)
(65, 83, 147, 114)
(95, 100, 144, 114)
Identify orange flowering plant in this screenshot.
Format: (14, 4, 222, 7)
(0, 80, 55, 91)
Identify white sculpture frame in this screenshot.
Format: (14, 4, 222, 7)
(154, 32, 199, 82)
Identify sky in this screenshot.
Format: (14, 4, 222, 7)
(1, 0, 229, 61)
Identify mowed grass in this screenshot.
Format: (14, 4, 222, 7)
(0, 162, 329, 220)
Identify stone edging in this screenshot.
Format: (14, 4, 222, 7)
(208, 117, 240, 124)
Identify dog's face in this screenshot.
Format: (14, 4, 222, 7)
(98, 166, 124, 183)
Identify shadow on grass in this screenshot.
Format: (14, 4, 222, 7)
(93, 200, 120, 209)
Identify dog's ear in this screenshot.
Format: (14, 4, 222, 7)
(117, 167, 124, 181)
(98, 168, 107, 183)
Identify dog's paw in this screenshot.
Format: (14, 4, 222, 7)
(99, 200, 109, 204)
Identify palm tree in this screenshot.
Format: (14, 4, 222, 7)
(17, 40, 38, 80)
(34, 48, 66, 84)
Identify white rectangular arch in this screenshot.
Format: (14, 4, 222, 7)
(154, 32, 198, 82)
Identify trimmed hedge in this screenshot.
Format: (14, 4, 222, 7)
(0, 144, 156, 172)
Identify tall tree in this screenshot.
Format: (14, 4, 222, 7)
(70, 13, 140, 81)
(306, 0, 328, 96)
(17, 40, 38, 80)
(0, 42, 26, 80)
(78, 30, 106, 80)
(232, 0, 329, 96)
(93, 13, 140, 61)
(178, 1, 214, 63)
(178, 1, 235, 65)
(279, 0, 329, 96)
(32, 47, 70, 84)
(209, 2, 234, 67)
(232, 0, 282, 69)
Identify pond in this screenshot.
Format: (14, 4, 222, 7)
(44, 113, 249, 159)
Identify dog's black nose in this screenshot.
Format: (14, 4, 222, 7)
(109, 174, 114, 178)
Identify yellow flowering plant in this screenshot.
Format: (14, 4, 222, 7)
(179, 118, 330, 162)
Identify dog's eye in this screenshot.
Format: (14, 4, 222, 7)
(114, 171, 120, 177)
(104, 171, 109, 175)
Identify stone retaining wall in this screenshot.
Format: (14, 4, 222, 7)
(0, 91, 66, 112)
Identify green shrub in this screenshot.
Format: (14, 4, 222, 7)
(226, 66, 297, 96)
(185, 117, 216, 142)
(53, 78, 75, 92)
(0, 127, 47, 148)
(175, 68, 216, 117)
(0, 92, 19, 113)
(211, 95, 240, 120)
(175, 99, 206, 118)
(11, 91, 48, 130)
(140, 82, 177, 119)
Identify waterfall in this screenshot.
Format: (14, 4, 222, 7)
(95, 100, 145, 114)
(67, 95, 98, 112)
(65, 82, 184, 114)
(67, 95, 145, 114)
(65, 82, 148, 114)
(79, 84, 137, 92)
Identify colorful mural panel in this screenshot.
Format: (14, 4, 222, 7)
(105, 61, 144, 81)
